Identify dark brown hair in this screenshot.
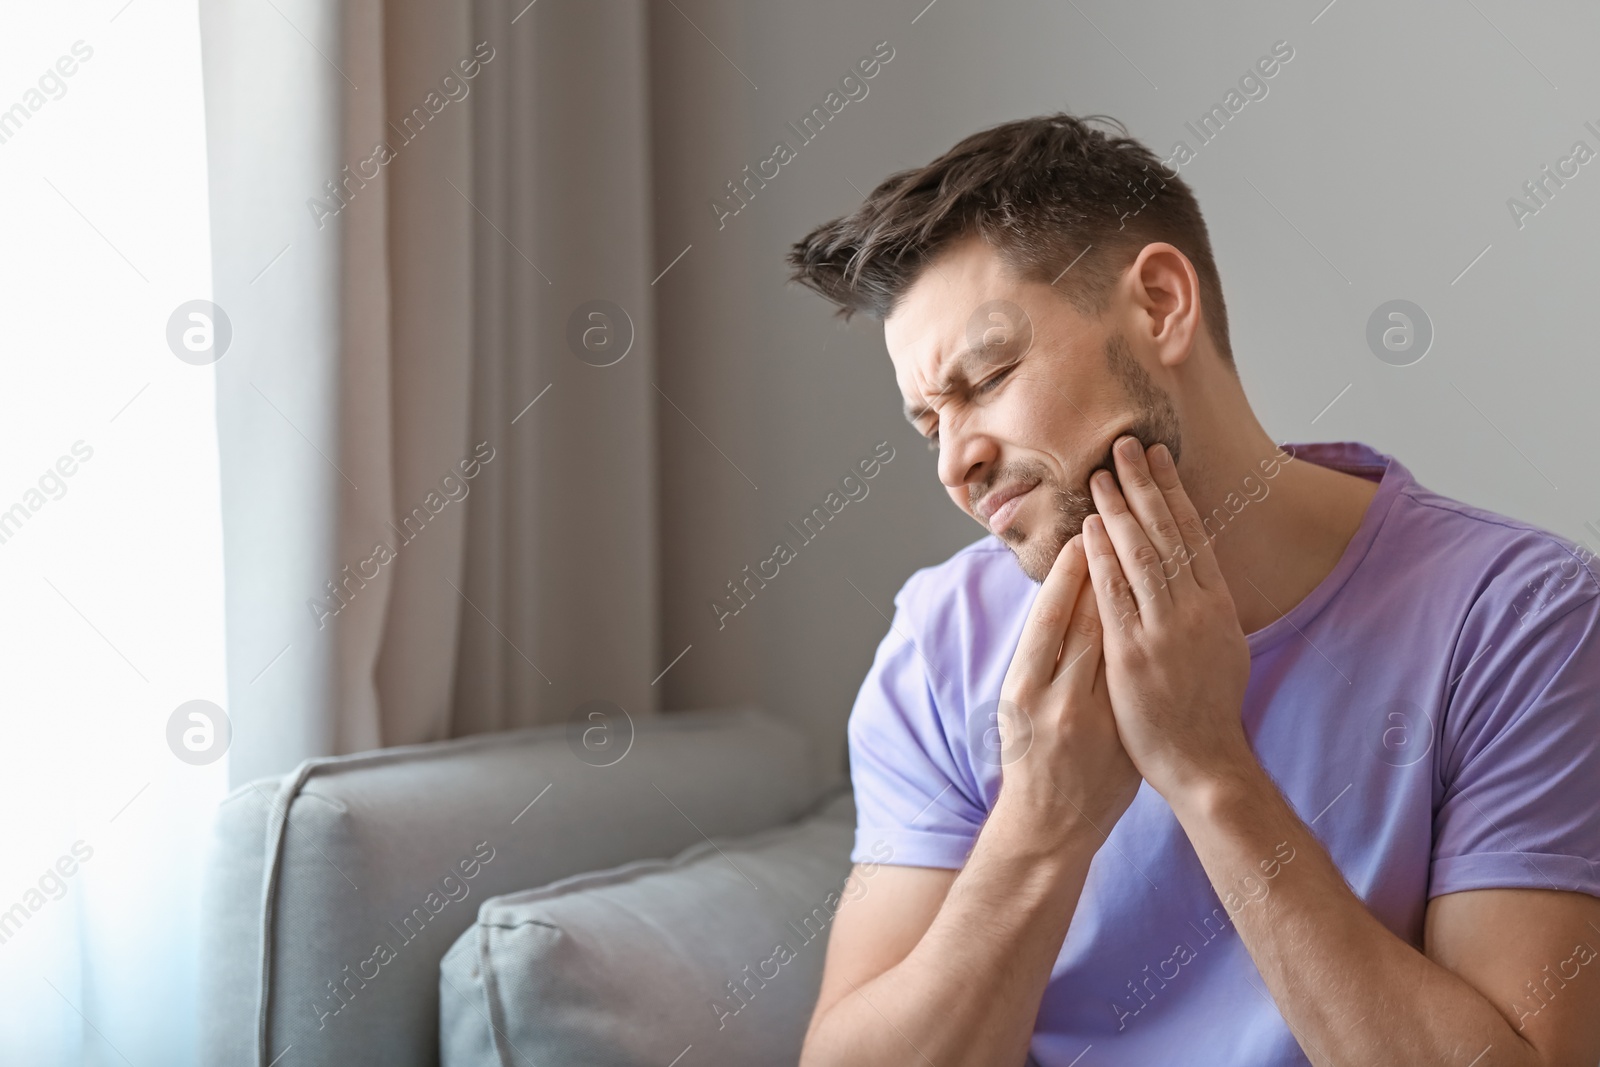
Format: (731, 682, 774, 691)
(786, 112, 1233, 364)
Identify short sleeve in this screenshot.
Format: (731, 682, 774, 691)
(847, 572, 987, 869)
(1430, 562, 1600, 899)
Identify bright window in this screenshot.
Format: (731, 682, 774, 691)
(0, 2, 222, 1063)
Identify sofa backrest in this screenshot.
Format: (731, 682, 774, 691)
(198, 708, 823, 1067)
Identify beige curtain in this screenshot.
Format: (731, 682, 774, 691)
(203, 0, 660, 783)
(449, 0, 661, 739)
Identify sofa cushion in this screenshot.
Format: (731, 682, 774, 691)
(199, 707, 825, 1067)
(440, 788, 868, 1067)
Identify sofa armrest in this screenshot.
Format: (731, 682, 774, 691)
(198, 707, 823, 1067)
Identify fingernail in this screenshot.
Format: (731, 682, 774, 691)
(1151, 443, 1172, 467)
(1116, 436, 1140, 460)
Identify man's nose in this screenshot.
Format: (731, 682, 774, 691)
(937, 412, 996, 495)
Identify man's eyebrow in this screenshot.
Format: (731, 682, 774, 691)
(902, 345, 981, 426)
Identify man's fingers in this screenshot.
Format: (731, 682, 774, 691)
(1112, 438, 1191, 594)
(1089, 466, 1169, 612)
(1012, 534, 1089, 686)
(1052, 560, 1102, 686)
(1083, 513, 1140, 636)
(1145, 442, 1225, 592)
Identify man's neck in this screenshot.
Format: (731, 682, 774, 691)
(1180, 432, 1380, 637)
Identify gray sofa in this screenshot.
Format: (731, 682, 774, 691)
(199, 707, 849, 1067)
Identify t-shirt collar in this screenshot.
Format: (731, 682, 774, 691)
(1243, 440, 1406, 654)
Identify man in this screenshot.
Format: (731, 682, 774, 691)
(786, 113, 1600, 1066)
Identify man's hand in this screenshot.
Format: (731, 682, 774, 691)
(802, 536, 1139, 1067)
(1081, 435, 1253, 798)
(994, 531, 1142, 843)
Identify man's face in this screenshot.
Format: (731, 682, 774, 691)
(885, 236, 1183, 583)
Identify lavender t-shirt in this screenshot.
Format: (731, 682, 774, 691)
(846, 441, 1600, 1065)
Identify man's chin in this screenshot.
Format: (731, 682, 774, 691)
(1001, 525, 1071, 585)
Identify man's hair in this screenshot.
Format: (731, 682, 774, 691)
(786, 112, 1233, 364)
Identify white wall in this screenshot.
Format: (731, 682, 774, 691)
(650, 0, 1600, 780)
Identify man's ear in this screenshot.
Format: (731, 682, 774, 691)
(1128, 242, 1201, 370)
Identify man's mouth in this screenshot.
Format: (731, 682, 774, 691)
(980, 481, 1039, 534)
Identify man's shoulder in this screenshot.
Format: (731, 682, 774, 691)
(1296, 442, 1598, 610)
(1388, 478, 1600, 630)
(1396, 480, 1599, 581)
(897, 533, 1034, 611)
(891, 534, 1038, 661)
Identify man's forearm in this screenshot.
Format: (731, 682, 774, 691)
(801, 799, 1098, 1067)
(1170, 767, 1539, 1067)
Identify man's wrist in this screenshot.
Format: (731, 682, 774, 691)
(1163, 754, 1278, 831)
(1139, 722, 1264, 805)
(986, 785, 1109, 867)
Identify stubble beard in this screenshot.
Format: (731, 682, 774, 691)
(1000, 332, 1184, 584)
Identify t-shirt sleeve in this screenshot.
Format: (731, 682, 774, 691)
(1430, 556, 1600, 899)
(847, 571, 988, 870)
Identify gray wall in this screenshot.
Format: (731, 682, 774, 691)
(649, 0, 1600, 781)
